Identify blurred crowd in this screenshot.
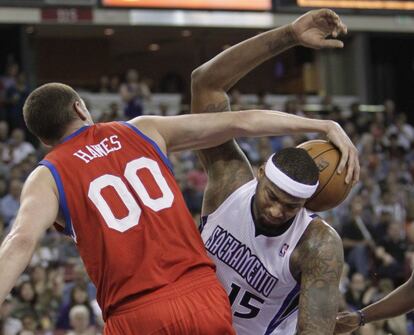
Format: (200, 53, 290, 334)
(0, 62, 414, 335)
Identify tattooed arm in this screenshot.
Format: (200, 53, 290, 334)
(191, 9, 348, 215)
(335, 271, 414, 334)
(291, 219, 344, 335)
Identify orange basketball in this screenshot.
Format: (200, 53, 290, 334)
(297, 140, 353, 212)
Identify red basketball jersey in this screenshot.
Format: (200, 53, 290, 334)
(41, 122, 215, 319)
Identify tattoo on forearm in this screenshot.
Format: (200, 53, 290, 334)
(265, 27, 296, 55)
(203, 100, 230, 113)
(297, 222, 344, 334)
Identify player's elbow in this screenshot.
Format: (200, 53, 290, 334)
(191, 67, 207, 91)
(191, 64, 217, 91)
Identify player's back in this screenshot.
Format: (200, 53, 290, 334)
(41, 121, 215, 319)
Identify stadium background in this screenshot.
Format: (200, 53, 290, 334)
(0, 0, 414, 334)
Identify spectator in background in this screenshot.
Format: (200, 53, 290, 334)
(349, 102, 370, 134)
(5, 73, 29, 130)
(256, 91, 271, 110)
(56, 284, 95, 331)
(375, 222, 408, 285)
(344, 272, 368, 311)
(383, 99, 396, 124)
(0, 295, 22, 335)
(119, 69, 150, 118)
(97, 76, 110, 93)
(97, 102, 120, 123)
(386, 113, 414, 152)
(374, 191, 405, 226)
(29, 266, 48, 300)
(28, 265, 60, 325)
(61, 264, 96, 307)
(67, 305, 98, 335)
(2, 129, 35, 166)
(0, 121, 9, 143)
(2, 63, 19, 91)
(340, 196, 375, 278)
(186, 160, 207, 195)
(109, 75, 120, 93)
(11, 282, 38, 321)
(19, 313, 39, 335)
(0, 179, 23, 227)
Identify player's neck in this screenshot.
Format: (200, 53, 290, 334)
(58, 120, 92, 144)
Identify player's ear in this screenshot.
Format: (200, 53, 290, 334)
(39, 138, 53, 147)
(257, 165, 265, 180)
(73, 100, 88, 121)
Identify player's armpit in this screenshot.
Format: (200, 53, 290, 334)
(200, 143, 254, 215)
(296, 219, 344, 335)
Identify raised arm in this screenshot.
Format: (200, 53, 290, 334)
(190, 9, 349, 214)
(293, 219, 344, 335)
(0, 167, 58, 304)
(335, 272, 414, 334)
(190, 22, 299, 214)
(192, 9, 346, 98)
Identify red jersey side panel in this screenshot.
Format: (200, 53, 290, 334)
(41, 122, 215, 318)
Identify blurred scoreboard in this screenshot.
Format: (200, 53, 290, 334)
(102, 0, 271, 10)
(278, 0, 414, 10)
(0, 0, 96, 5)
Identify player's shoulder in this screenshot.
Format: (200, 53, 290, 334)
(22, 165, 58, 197)
(291, 217, 342, 278)
(302, 217, 342, 247)
(127, 115, 161, 130)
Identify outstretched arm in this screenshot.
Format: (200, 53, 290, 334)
(130, 109, 352, 155)
(191, 9, 351, 214)
(0, 167, 58, 305)
(294, 219, 344, 335)
(335, 272, 414, 334)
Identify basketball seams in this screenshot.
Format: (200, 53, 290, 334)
(308, 147, 337, 198)
(298, 140, 352, 212)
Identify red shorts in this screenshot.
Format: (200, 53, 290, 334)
(104, 274, 235, 335)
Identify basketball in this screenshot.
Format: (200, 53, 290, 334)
(297, 139, 353, 212)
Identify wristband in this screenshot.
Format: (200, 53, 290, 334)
(356, 310, 366, 327)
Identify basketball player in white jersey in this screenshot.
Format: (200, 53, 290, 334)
(191, 9, 359, 335)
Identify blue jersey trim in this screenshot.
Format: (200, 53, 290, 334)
(199, 215, 208, 233)
(39, 160, 74, 238)
(266, 306, 299, 333)
(264, 283, 300, 334)
(120, 121, 174, 173)
(60, 126, 90, 144)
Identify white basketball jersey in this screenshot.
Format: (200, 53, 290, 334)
(201, 179, 316, 335)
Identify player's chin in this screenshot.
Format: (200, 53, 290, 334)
(260, 217, 282, 228)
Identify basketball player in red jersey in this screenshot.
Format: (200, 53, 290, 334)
(0, 83, 355, 334)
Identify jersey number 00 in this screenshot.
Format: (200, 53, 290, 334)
(88, 157, 174, 232)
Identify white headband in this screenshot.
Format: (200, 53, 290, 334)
(264, 154, 319, 199)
